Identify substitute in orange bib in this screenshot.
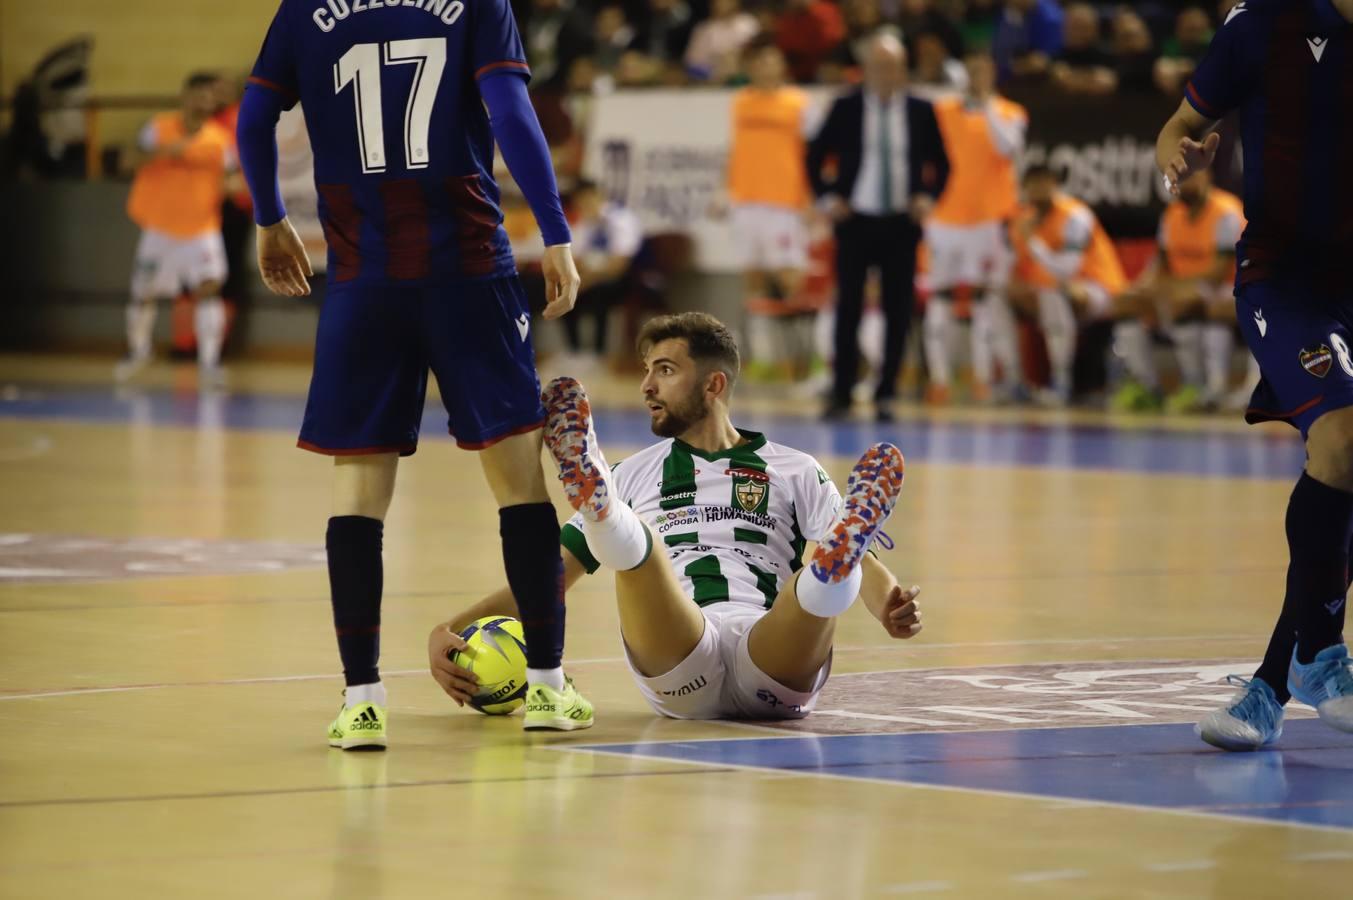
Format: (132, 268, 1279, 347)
(726, 37, 813, 306)
(1111, 169, 1247, 413)
(120, 72, 234, 388)
(925, 49, 1027, 402)
(1008, 165, 1126, 406)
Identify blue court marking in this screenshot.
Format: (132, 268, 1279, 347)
(580, 719, 1353, 831)
(0, 382, 1307, 479)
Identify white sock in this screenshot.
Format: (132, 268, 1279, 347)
(923, 297, 955, 387)
(970, 298, 995, 386)
(1204, 322, 1234, 398)
(1037, 289, 1077, 394)
(581, 501, 651, 571)
(1114, 319, 1157, 388)
(796, 565, 864, 618)
(527, 667, 565, 691)
(1171, 322, 1205, 388)
(126, 301, 156, 361)
(346, 681, 386, 707)
(987, 292, 1021, 387)
(194, 297, 227, 369)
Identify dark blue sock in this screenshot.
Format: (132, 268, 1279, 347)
(1287, 473, 1353, 664)
(499, 503, 565, 670)
(327, 516, 383, 686)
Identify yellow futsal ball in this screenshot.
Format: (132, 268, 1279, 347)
(453, 616, 529, 715)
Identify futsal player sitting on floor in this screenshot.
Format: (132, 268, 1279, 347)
(429, 313, 923, 720)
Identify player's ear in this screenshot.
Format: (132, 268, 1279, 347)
(705, 369, 728, 401)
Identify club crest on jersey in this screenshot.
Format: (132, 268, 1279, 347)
(727, 467, 770, 514)
(1300, 344, 1334, 378)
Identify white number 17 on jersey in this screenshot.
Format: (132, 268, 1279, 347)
(334, 38, 446, 174)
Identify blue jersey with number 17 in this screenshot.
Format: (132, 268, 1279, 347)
(248, 0, 530, 284)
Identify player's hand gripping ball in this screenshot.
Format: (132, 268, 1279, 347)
(452, 617, 530, 714)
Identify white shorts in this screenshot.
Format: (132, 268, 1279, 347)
(925, 221, 1010, 292)
(730, 204, 807, 272)
(131, 229, 228, 300)
(623, 602, 831, 720)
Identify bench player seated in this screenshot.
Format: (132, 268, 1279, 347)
(1007, 165, 1128, 406)
(428, 313, 922, 719)
(1111, 169, 1246, 414)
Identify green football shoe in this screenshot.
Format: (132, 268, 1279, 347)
(327, 701, 388, 751)
(1165, 384, 1206, 415)
(1109, 381, 1162, 413)
(523, 677, 595, 731)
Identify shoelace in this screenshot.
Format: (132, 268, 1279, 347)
(1311, 654, 1353, 698)
(1226, 675, 1281, 732)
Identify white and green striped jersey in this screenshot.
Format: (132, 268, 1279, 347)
(561, 430, 843, 610)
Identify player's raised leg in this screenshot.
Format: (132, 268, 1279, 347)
(746, 443, 908, 691)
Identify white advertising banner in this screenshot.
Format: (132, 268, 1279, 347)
(582, 88, 830, 273)
(275, 106, 328, 273)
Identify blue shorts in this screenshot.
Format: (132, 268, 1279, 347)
(1238, 278, 1353, 437)
(298, 275, 545, 455)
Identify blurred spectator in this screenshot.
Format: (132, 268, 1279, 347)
(992, 0, 1063, 83)
(913, 29, 969, 90)
(630, 0, 696, 70)
(820, 0, 886, 84)
(685, 0, 759, 83)
(958, 0, 1002, 51)
(776, 0, 848, 83)
(520, 0, 593, 89)
(593, 5, 637, 73)
(900, 0, 965, 62)
(561, 180, 644, 364)
(1048, 3, 1114, 96)
(1108, 9, 1155, 94)
(727, 39, 813, 306)
(926, 49, 1026, 403)
(808, 33, 950, 420)
(1154, 6, 1213, 96)
(6, 38, 93, 179)
(1007, 164, 1127, 405)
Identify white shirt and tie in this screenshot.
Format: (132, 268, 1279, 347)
(850, 91, 910, 216)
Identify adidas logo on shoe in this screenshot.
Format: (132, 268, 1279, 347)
(349, 708, 382, 730)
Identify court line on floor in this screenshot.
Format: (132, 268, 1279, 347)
(0, 764, 736, 811)
(0, 638, 1261, 701)
(552, 744, 1353, 837)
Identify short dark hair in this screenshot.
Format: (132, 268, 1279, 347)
(1022, 163, 1058, 183)
(185, 71, 219, 91)
(637, 312, 741, 392)
(744, 33, 780, 57)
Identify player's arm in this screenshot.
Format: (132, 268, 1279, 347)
(860, 554, 922, 640)
(1156, 101, 1219, 197)
(1027, 211, 1091, 288)
(984, 106, 1026, 160)
(478, 72, 577, 320)
(428, 548, 589, 704)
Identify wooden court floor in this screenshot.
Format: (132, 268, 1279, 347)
(2, 354, 1351, 899)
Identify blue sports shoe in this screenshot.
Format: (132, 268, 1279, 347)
(1195, 675, 1285, 751)
(1288, 644, 1353, 733)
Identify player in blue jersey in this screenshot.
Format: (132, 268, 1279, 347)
(236, 0, 595, 749)
(1157, 0, 1353, 750)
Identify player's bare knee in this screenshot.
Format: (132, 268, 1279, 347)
(1307, 408, 1353, 490)
(194, 281, 224, 300)
(332, 454, 399, 519)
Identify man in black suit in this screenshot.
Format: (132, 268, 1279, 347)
(807, 32, 950, 420)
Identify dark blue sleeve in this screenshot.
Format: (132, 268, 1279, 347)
(248, 4, 300, 110)
(237, 85, 288, 226)
(471, 0, 532, 82)
(479, 72, 570, 247)
(1185, 10, 1253, 119)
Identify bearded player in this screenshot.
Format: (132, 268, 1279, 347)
(237, 0, 592, 749)
(1158, 0, 1353, 750)
(429, 314, 922, 719)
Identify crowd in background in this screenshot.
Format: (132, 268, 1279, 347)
(515, 0, 1235, 96)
